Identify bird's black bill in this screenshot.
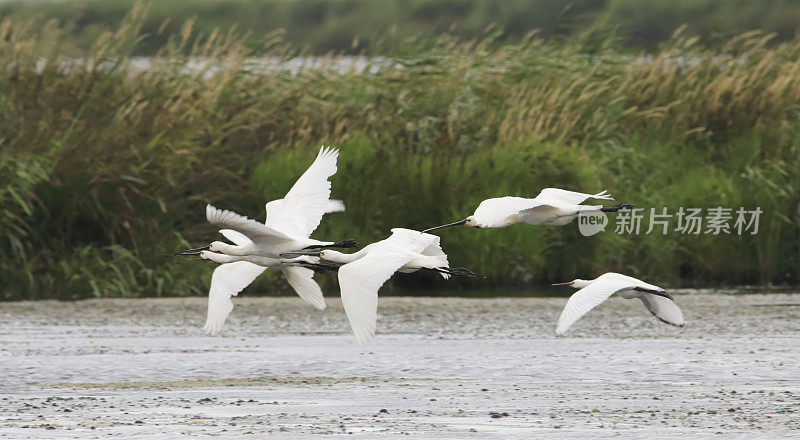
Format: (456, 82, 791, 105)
(304, 262, 342, 273)
(551, 282, 571, 286)
(281, 250, 322, 258)
(173, 245, 210, 256)
(421, 219, 467, 233)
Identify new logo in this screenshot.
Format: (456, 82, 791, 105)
(578, 210, 608, 236)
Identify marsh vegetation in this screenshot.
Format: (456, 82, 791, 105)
(1, 2, 798, 300)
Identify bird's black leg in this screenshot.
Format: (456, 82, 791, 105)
(434, 267, 476, 277)
(601, 203, 635, 212)
(301, 262, 341, 273)
(331, 239, 359, 249)
(302, 239, 359, 250)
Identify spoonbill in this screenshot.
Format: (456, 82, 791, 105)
(175, 146, 357, 334)
(422, 188, 633, 232)
(286, 228, 475, 346)
(552, 272, 685, 335)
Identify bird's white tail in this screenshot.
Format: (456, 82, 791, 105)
(325, 199, 345, 213)
(590, 190, 614, 201)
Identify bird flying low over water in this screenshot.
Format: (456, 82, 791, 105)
(285, 228, 475, 347)
(422, 188, 633, 232)
(174, 146, 358, 334)
(552, 272, 685, 335)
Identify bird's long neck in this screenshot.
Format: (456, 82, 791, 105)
(200, 251, 239, 264)
(322, 250, 363, 264)
(572, 279, 594, 289)
(212, 241, 250, 256)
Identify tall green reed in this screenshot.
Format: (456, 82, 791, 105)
(0, 8, 798, 300)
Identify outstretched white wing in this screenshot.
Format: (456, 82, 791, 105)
(337, 250, 411, 347)
(536, 188, 613, 205)
(516, 203, 567, 223)
(207, 205, 293, 248)
(265, 146, 340, 237)
(282, 266, 326, 310)
(204, 261, 267, 335)
(555, 274, 631, 335)
(640, 294, 685, 327)
(474, 196, 538, 219)
(385, 228, 449, 278)
(421, 236, 450, 279)
(386, 228, 438, 253)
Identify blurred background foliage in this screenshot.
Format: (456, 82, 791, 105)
(4, 0, 800, 54)
(0, 1, 798, 300)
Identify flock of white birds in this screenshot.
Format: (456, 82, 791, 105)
(176, 146, 685, 346)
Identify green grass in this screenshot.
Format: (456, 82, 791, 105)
(0, 6, 798, 300)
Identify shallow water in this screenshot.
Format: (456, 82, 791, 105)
(1, 293, 798, 438)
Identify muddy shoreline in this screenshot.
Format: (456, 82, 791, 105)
(1, 294, 798, 438)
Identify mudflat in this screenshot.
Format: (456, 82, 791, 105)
(1, 293, 798, 439)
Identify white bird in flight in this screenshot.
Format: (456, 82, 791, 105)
(422, 188, 633, 232)
(552, 272, 685, 335)
(286, 228, 475, 347)
(174, 146, 358, 334)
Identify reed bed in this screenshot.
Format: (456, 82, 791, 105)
(1, 9, 798, 299)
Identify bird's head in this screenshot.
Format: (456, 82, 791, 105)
(198, 250, 235, 264)
(463, 216, 481, 228)
(208, 241, 227, 253)
(317, 249, 360, 264)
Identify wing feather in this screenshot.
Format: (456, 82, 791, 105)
(517, 203, 561, 220)
(207, 204, 293, 248)
(555, 275, 631, 335)
(384, 229, 450, 278)
(639, 294, 685, 327)
(473, 197, 538, 220)
(337, 251, 411, 347)
(265, 146, 340, 237)
(517, 203, 600, 226)
(536, 188, 613, 205)
(204, 261, 267, 335)
(282, 266, 326, 310)
(386, 228, 438, 254)
(419, 235, 450, 279)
